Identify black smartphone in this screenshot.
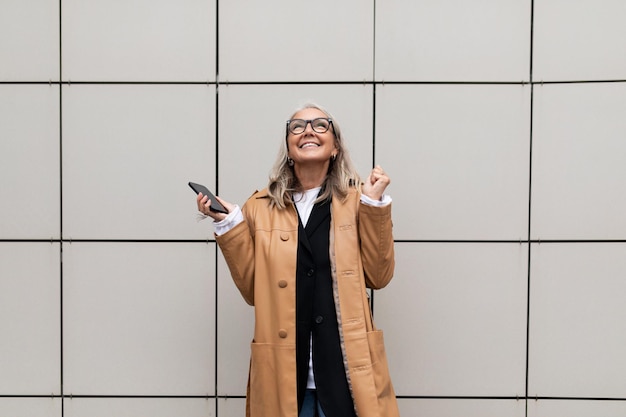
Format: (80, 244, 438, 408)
(188, 181, 228, 214)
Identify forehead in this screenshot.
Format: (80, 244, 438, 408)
(291, 107, 327, 120)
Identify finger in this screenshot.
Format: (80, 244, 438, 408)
(205, 199, 219, 216)
(197, 194, 211, 214)
(369, 171, 383, 184)
(372, 166, 390, 183)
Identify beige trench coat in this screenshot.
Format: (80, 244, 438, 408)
(216, 188, 400, 417)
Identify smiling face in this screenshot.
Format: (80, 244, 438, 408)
(286, 107, 338, 169)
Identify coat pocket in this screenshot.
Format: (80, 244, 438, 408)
(248, 341, 297, 416)
(366, 330, 400, 416)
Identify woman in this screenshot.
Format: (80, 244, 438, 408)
(197, 103, 399, 417)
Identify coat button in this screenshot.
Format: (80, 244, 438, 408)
(278, 280, 288, 288)
(280, 233, 289, 241)
(307, 268, 315, 277)
(315, 315, 324, 324)
(278, 329, 288, 338)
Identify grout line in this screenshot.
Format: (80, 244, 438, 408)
(525, 1, 536, 415)
(2, 79, 626, 87)
(214, 1, 220, 412)
(58, 1, 64, 415)
(3, 239, 626, 244)
(2, 394, 626, 401)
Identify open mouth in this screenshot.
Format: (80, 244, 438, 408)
(299, 142, 320, 149)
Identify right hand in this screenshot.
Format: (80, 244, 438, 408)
(196, 193, 233, 221)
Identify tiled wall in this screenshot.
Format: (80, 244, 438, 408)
(1, 1, 625, 416)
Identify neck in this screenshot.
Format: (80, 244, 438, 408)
(294, 162, 329, 190)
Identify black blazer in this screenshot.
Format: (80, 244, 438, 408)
(295, 199, 356, 417)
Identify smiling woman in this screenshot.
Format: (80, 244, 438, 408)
(195, 103, 399, 417)
(286, 108, 338, 188)
(267, 103, 366, 209)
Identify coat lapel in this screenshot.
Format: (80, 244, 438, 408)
(296, 198, 331, 257)
(304, 200, 331, 237)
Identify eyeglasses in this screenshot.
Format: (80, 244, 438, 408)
(286, 118, 333, 135)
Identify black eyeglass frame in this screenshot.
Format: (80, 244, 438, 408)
(286, 118, 333, 135)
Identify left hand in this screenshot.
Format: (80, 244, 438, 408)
(362, 165, 391, 201)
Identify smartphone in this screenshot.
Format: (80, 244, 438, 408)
(188, 181, 228, 214)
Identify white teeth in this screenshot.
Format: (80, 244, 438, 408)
(301, 143, 319, 148)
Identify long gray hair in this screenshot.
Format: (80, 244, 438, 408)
(267, 103, 361, 209)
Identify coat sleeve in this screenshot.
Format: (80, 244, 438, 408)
(215, 203, 256, 305)
(358, 201, 395, 289)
